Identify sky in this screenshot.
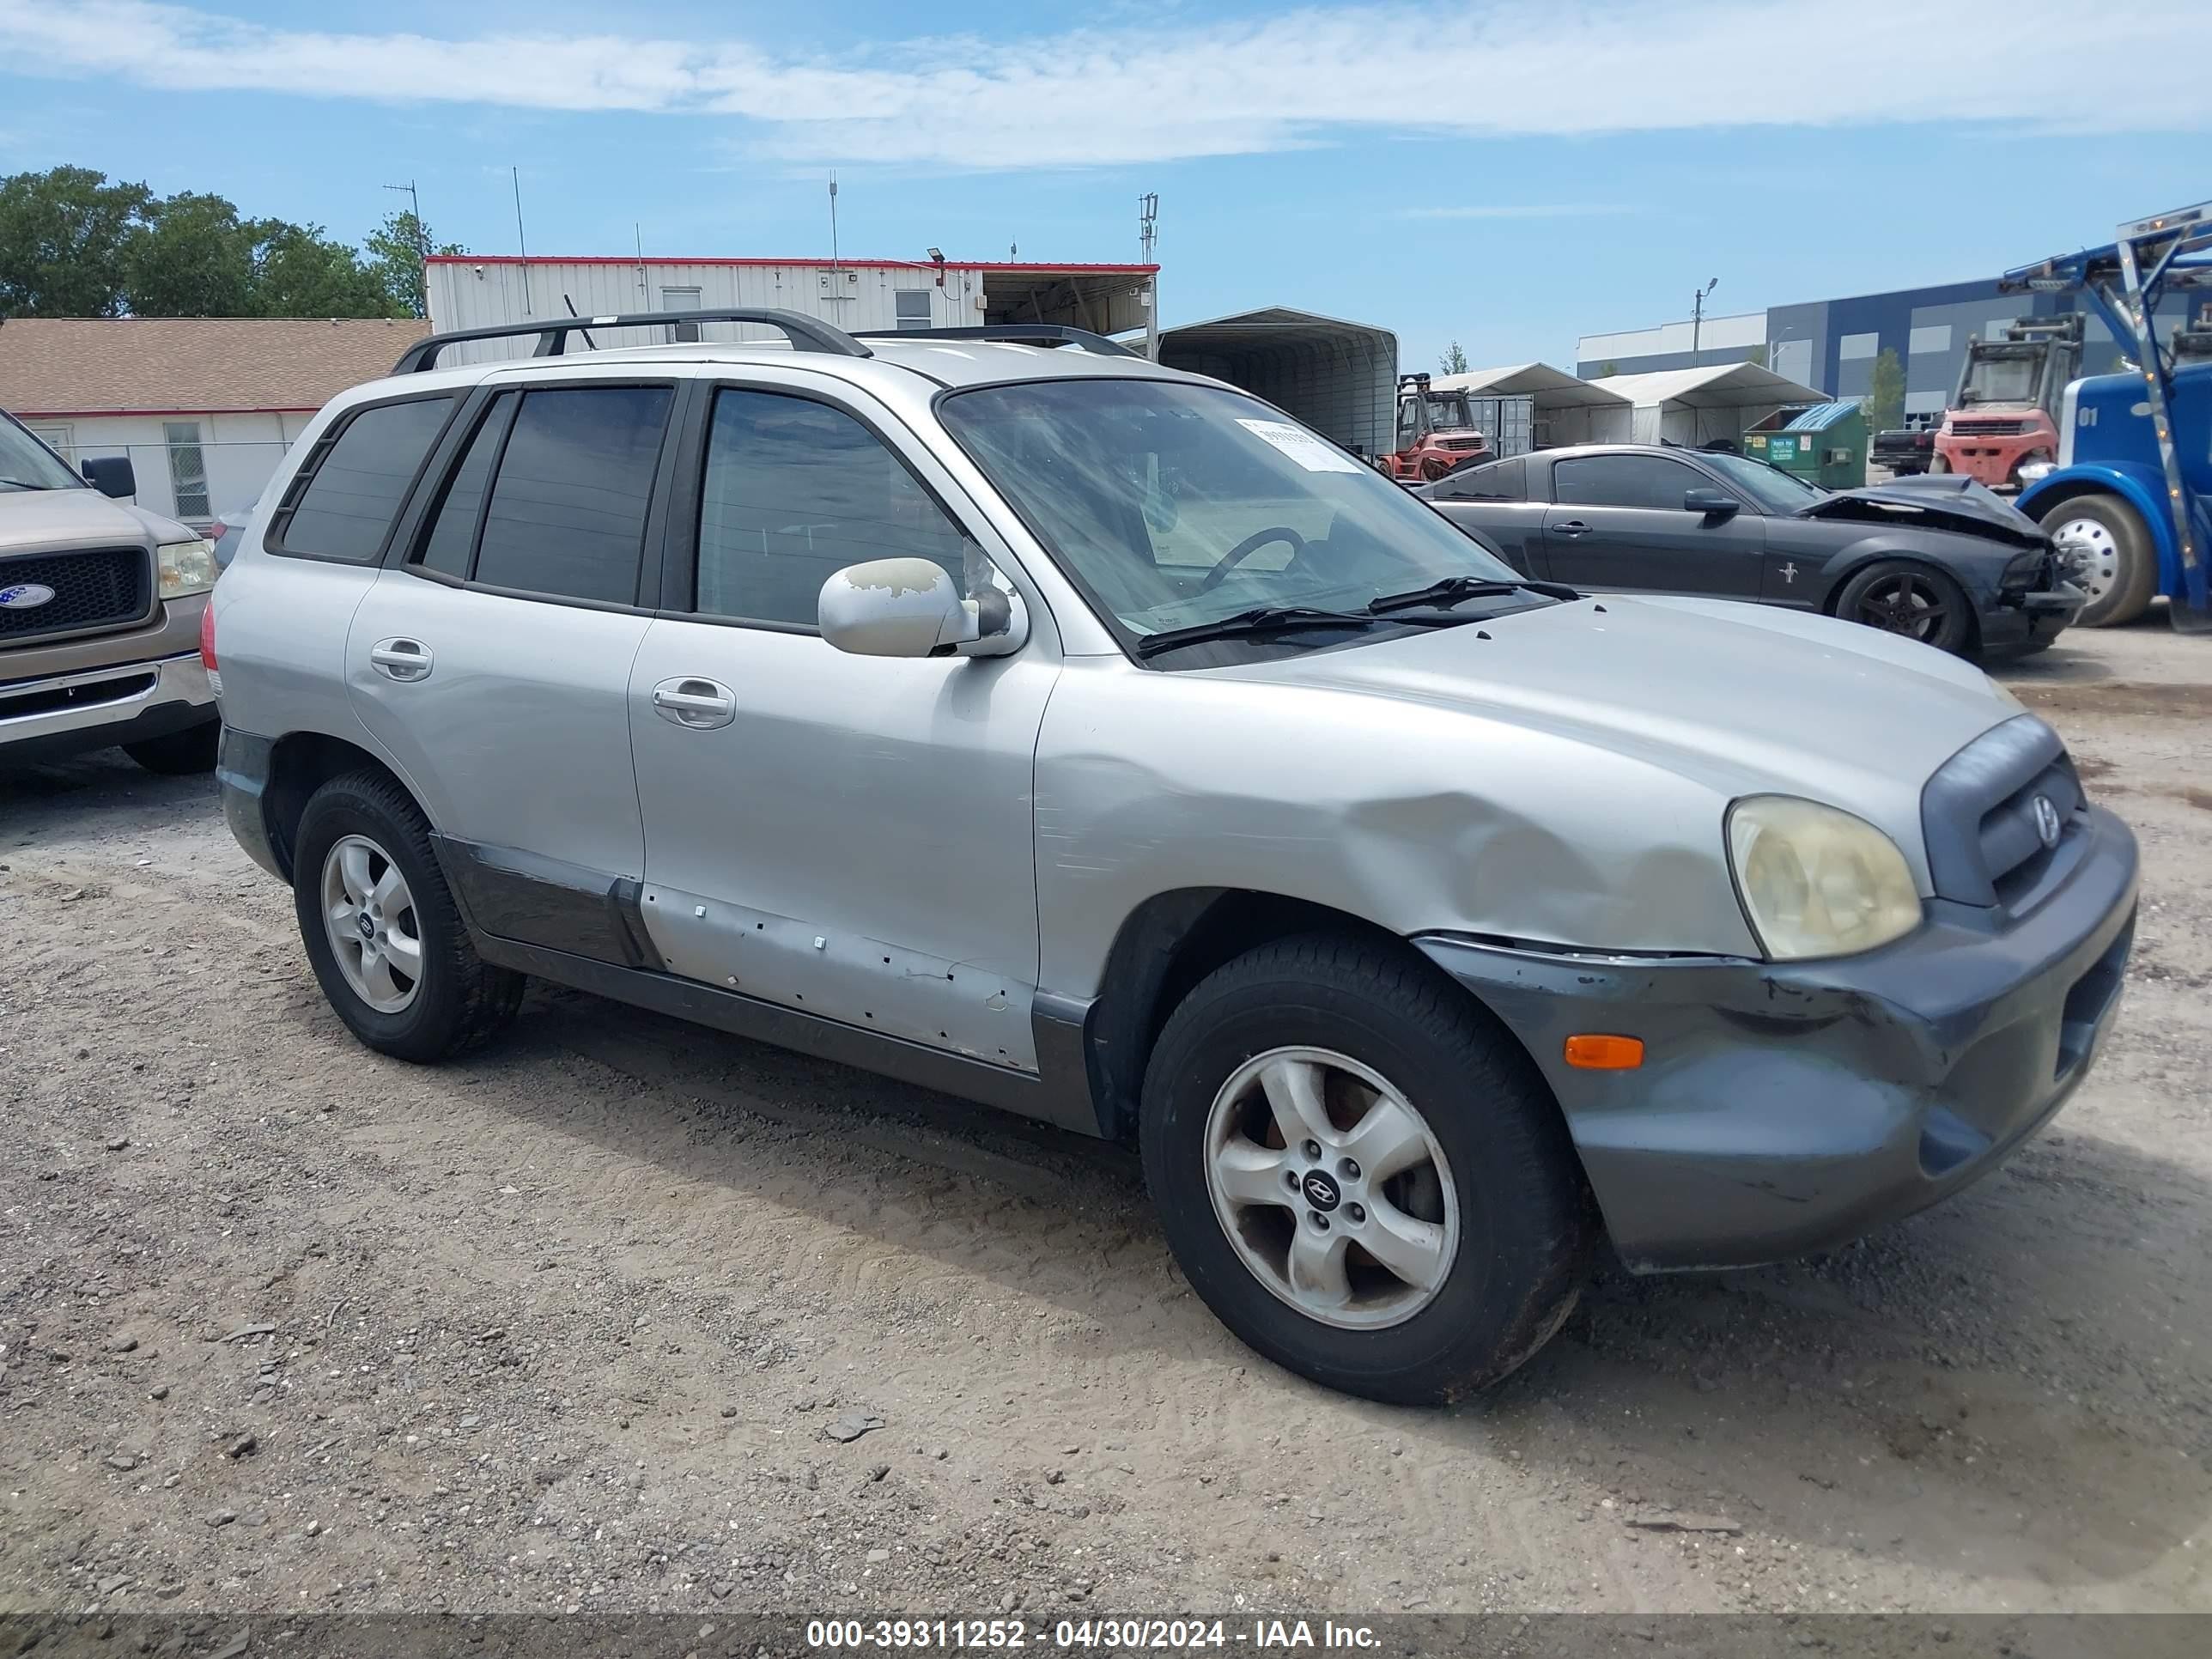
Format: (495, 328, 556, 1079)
(2, 0, 2206, 370)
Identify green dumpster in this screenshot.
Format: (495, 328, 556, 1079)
(1742, 401, 1867, 489)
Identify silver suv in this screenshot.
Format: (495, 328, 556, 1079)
(211, 310, 2138, 1402)
(2, 410, 220, 773)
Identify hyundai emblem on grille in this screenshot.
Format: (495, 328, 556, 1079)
(2033, 794, 2062, 848)
(0, 583, 58, 611)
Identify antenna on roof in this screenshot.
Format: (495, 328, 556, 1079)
(512, 167, 532, 316)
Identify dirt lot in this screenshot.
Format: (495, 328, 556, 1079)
(3, 618, 2208, 1624)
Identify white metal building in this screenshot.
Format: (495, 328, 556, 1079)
(1583, 363, 1829, 447)
(1429, 362, 1633, 452)
(1156, 307, 1397, 461)
(424, 255, 1158, 363)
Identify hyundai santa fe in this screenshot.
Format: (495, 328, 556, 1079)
(210, 309, 2137, 1403)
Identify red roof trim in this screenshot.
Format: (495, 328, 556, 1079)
(13, 406, 319, 418)
(425, 254, 1158, 275)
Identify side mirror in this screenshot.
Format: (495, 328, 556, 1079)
(82, 455, 137, 499)
(1684, 488, 1741, 518)
(818, 558, 1027, 659)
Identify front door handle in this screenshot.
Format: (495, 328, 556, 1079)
(1551, 520, 1593, 538)
(651, 678, 737, 730)
(369, 638, 434, 682)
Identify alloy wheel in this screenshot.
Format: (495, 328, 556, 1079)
(1202, 1046, 1460, 1330)
(1855, 572, 1953, 641)
(319, 833, 423, 1014)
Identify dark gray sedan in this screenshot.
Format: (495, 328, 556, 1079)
(1419, 444, 2083, 656)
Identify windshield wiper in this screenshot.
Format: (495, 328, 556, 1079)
(0, 477, 57, 490)
(1133, 605, 1398, 659)
(1364, 574, 1580, 613)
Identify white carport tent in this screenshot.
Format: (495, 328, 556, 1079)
(1584, 362, 1829, 447)
(1155, 307, 1397, 461)
(1429, 362, 1633, 449)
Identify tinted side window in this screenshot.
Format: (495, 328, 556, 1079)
(1431, 456, 1526, 501)
(695, 390, 969, 627)
(272, 397, 454, 562)
(1553, 453, 1702, 511)
(412, 393, 517, 579)
(472, 386, 673, 605)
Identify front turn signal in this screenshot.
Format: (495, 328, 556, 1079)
(1564, 1034, 1644, 1070)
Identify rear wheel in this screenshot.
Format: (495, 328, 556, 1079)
(1139, 935, 1595, 1404)
(292, 772, 524, 1062)
(1837, 559, 1974, 654)
(123, 720, 219, 775)
(2042, 495, 2157, 627)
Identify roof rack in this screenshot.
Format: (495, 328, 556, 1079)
(851, 324, 1139, 358)
(392, 307, 873, 374)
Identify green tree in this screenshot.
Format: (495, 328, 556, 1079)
(1438, 340, 1468, 375)
(0, 165, 150, 316)
(1864, 346, 1905, 434)
(363, 209, 464, 319)
(125, 191, 259, 317)
(1596, 361, 1620, 378)
(251, 222, 396, 317)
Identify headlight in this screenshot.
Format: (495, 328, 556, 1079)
(1726, 796, 1922, 961)
(157, 538, 218, 599)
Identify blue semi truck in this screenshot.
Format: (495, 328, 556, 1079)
(2004, 202, 2211, 633)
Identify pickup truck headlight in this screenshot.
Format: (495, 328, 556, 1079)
(157, 538, 217, 599)
(1726, 796, 1922, 961)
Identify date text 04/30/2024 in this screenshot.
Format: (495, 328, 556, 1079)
(804, 1618, 1381, 1649)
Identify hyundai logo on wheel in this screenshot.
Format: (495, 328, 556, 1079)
(0, 582, 57, 611)
(2033, 794, 2063, 848)
(1301, 1170, 1340, 1212)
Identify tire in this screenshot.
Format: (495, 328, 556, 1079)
(123, 720, 220, 775)
(1835, 558, 1975, 654)
(2038, 494, 2157, 628)
(291, 771, 524, 1063)
(1927, 452, 1951, 475)
(1139, 934, 1596, 1405)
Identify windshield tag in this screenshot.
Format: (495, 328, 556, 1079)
(1235, 418, 1364, 474)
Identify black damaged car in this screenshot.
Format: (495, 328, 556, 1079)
(1417, 444, 2084, 656)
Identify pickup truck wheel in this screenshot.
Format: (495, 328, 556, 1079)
(1838, 559, 1973, 654)
(122, 720, 219, 775)
(1140, 935, 1595, 1404)
(292, 772, 524, 1063)
(2045, 496, 2157, 627)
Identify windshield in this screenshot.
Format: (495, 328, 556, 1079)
(1960, 353, 2039, 404)
(0, 412, 85, 491)
(938, 380, 1524, 642)
(1698, 449, 1827, 513)
(1425, 392, 1477, 430)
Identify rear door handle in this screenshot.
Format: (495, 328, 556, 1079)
(651, 678, 737, 730)
(369, 638, 434, 682)
(1551, 520, 1593, 538)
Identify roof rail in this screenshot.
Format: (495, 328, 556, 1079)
(851, 324, 1139, 358)
(392, 307, 873, 374)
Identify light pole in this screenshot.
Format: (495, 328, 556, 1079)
(1692, 276, 1718, 362)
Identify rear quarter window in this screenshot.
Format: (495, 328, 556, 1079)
(267, 396, 457, 562)
(1429, 456, 1527, 501)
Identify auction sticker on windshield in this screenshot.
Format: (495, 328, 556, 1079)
(1236, 418, 1364, 473)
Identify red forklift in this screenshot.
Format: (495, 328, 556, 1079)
(1929, 313, 2081, 490)
(1376, 374, 1491, 482)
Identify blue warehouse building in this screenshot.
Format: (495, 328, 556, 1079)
(1577, 279, 2197, 427)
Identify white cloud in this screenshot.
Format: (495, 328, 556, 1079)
(0, 0, 2201, 168)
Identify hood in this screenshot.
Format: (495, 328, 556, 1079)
(0, 486, 190, 552)
(1797, 474, 2047, 548)
(1217, 594, 2024, 888)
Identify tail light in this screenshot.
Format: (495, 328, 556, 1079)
(199, 599, 221, 696)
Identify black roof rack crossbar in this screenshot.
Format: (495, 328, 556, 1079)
(392, 307, 873, 374)
(850, 324, 1139, 358)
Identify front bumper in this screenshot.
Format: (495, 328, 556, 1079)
(1981, 581, 2085, 652)
(1416, 804, 2138, 1272)
(0, 650, 216, 765)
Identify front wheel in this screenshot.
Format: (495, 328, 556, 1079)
(292, 772, 524, 1062)
(2042, 495, 2157, 628)
(1927, 452, 1952, 475)
(1139, 935, 1595, 1404)
(1837, 559, 1975, 654)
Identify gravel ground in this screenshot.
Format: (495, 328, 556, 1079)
(2, 617, 2207, 1623)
